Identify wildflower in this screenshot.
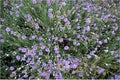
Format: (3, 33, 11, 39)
(0, 50, 3, 54)
(98, 41, 103, 45)
(59, 2, 66, 7)
(48, 8, 53, 13)
(30, 35, 36, 40)
(117, 59, 120, 63)
(85, 26, 90, 32)
(47, 0, 51, 6)
(103, 39, 108, 43)
(10, 71, 16, 78)
(54, 46, 59, 51)
(6, 27, 11, 32)
(10, 66, 14, 71)
(77, 34, 81, 39)
(87, 55, 92, 59)
(70, 62, 78, 69)
(16, 55, 21, 60)
(35, 23, 40, 29)
(59, 38, 63, 42)
(41, 72, 47, 77)
(39, 36, 43, 40)
(40, 45, 45, 49)
(63, 18, 68, 22)
(21, 48, 27, 53)
(56, 53, 61, 57)
(72, 70, 76, 74)
(64, 46, 69, 50)
(32, 0, 37, 4)
(16, 11, 19, 17)
(78, 73, 84, 77)
(21, 57, 26, 61)
(98, 68, 105, 74)
(0, 39, 4, 43)
(0, 34, 3, 37)
(111, 31, 115, 35)
(23, 74, 28, 78)
(21, 35, 27, 40)
(86, 18, 91, 24)
(39, 51, 43, 55)
(45, 48, 50, 52)
(32, 45, 38, 51)
(77, 26, 81, 29)
(48, 13, 54, 19)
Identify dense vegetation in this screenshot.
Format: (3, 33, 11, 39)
(0, 0, 120, 79)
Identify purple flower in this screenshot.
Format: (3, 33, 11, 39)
(30, 35, 36, 40)
(54, 46, 59, 51)
(23, 74, 28, 78)
(70, 63, 78, 69)
(18, 78, 24, 80)
(64, 46, 69, 50)
(35, 23, 40, 29)
(32, 0, 37, 4)
(26, 57, 31, 63)
(21, 57, 26, 61)
(63, 18, 68, 22)
(77, 26, 80, 29)
(39, 36, 43, 40)
(45, 48, 50, 52)
(10, 66, 14, 71)
(0, 50, 3, 54)
(111, 51, 115, 55)
(40, 45, 45, 49)
(72, 70, 76, 74)
(48, 8, 53, 13)
(0, 39, 4, 43)
(77, 34, 81, 38)
(115, 75, 120, 79)
(54, 37, 58, 41)
(16, 55, 21, 60)
(16, 11, 19, 17)
(98, 41, 103, 45)
(21, 48, 27, 53)
(6, 27, 11, 32)
(98, 68, 105, 74)
(90, 51, 95, 55)
(103, 39, 108, 43)
(117, 59, 120, 63)
(32, 45, 37, 51)
(73, 41, 77, 45)
(39, 51, 43, 55)
(59, 38, 63, 42)
(78, 73, 84, 77)
(0, 34, 3, 37)
(41, 72, 47, 77)
(56, 53, 61, 57)
(87, 54, 92, 59)
(86, 18, 91, 24)
(48, 13, 53, 19)
(85, 26, 90, 32)
(21, 35, 27, 40)
(47, 0, 51, 6)
(55, 50, 60, 54)
(112, 31, 115, 35)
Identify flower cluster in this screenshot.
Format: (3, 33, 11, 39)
(0, 0, 120, 79)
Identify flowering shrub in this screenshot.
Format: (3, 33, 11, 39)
(0, 0, 120, 79)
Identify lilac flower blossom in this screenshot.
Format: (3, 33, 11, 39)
(98, 68, 105, 74)
(6, 27, 11, 32)
(16, 55, 21, 60)
(10, 66, 14, 71)
(64, 46, 69, 50)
